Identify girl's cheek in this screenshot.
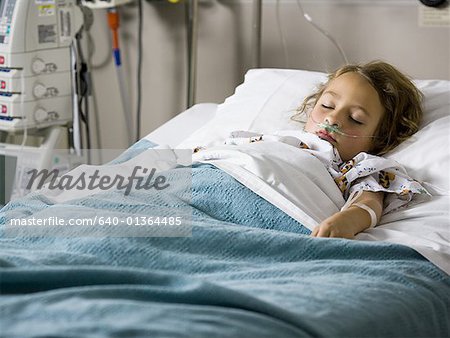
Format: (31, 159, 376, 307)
(304, 117, 317, 133)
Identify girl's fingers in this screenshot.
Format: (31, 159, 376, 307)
(315, 226, 331, 238)
(311, 226, 319, 237)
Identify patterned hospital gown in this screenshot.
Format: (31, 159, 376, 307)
(200, 130, 430, 215)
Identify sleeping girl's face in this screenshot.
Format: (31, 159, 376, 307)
(304, 72, 385, 161)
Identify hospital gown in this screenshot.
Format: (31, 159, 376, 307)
(195, 130, 430, 215)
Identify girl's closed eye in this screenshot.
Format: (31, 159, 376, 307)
(350, 116, 364, 125)
(321, 104, 334, 109)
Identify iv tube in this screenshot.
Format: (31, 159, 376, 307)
(108, 8, 133, 144)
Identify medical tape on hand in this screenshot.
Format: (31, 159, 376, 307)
(341, 190, 377, 228)
(350, 203, 378, 228)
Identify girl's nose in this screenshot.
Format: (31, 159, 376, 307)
(325, 112, 341, 127)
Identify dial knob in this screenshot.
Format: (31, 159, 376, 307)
(31, 58, 46, 74)
(33, 83, 47, 98)
(34, 108, 48, 122)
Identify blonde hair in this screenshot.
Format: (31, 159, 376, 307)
(294, 61, 423, 155)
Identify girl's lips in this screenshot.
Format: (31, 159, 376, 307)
(317, 130, 336, 143)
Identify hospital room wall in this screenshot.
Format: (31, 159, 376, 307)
(87, 0, 450, 149)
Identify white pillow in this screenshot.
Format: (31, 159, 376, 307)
(178, 68, 450, 193)
(387, 80, 450, 193)
(177, 69, 327, 148)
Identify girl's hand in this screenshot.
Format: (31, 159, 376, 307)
(311, 191, 384, 239)
(311, 220, 356, 239)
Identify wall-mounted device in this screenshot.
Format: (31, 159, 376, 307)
(0, 0, 83, 131)
(0, 126, 66, 204)
(81, 0, 134, 9)
(0, 0, 85, 204)
(419, 0, 448, 7)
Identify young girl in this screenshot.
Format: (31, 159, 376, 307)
(221, 60, 428, 239)
(295, 60, 426, 239)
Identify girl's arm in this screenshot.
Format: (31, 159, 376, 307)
(311, 191, 384, 239)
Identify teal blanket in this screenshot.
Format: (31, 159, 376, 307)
(0, 140, 449, 337)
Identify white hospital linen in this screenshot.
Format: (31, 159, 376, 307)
(32, 146, 188, 203)
(192, 130, 449, 275)
(194, 137, 345, 227)
(222, 130, 430, 214)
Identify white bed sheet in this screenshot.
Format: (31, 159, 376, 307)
(143, 70, 450, 275)
(145, 103, 218, 147)
(191, 135, 450, 275)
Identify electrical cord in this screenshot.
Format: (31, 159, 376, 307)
(276, 0, 290, 68)
(274, 0, 348, 67)
(16, 67, 27, 197)
(75, 30, 92, 163)
(84, 33, 103, 152)
(87, 29, 113, 69)
(80, 6, 103, 153)
(136, 0, 143, 142)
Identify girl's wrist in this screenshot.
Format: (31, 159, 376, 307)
(348, 203, 378, 228)
(340, 207, 372, 234)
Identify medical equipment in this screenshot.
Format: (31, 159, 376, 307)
(83, 0, 201, 141)
(0, 151, 14, 205)
(1, 67, 449, 336)
(81, 0, 134, 9)
(81, 0, 136, 142)
(0, 0, 84, 203)
(276, 1, 344, 68)
(316, 121, 378, 139)
(107, 6, 133, 142)
(0, 126, 67, 203)
(303, 110, 378, 139)
(0, 0, 83, 131)
(419, 0, 447, 7)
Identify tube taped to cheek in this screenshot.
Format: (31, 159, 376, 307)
(316, 121, 378, 139)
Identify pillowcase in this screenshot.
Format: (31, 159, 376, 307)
(177, 69, 327, 148)
(177, 68, 450, 193)
(387, 79, 450, 193)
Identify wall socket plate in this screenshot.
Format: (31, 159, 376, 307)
(81, 0, 135, 9)
(419, 5, 450, 27)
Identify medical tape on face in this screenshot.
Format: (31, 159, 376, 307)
(317, 122, 346, 136)
(316, 121, 377, 139)
(310, 111, 378, 138)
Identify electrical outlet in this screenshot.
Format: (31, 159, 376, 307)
(145, 0, 181, 3)
(81, 0, 135, 9)
(419, 5, 450, 27)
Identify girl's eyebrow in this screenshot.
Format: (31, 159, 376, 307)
(323, 90, 371, 117)
(323, 90, 340, 98)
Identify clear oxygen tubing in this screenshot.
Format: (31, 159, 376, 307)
(71, 43, 82, 157)
(276, 0, 289, 68)
(251, 0, 262, 68)
(135, 0, 143, 142)
(186, 0, 199, 109)
(295, 0, 349, 65)
(108, 7, 133, 144)
(310, 113, 378, 139)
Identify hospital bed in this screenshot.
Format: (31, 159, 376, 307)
(146, 103, 219, 148)
(0, 68, 449, 337)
